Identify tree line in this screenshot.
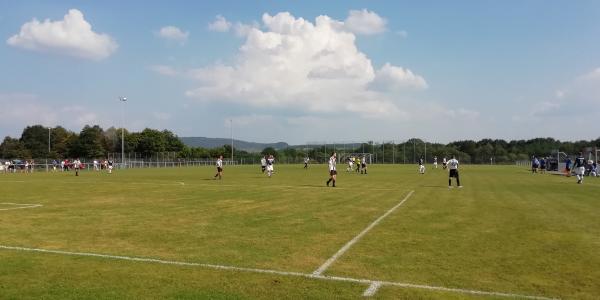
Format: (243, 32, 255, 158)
(1, 124, 598, 164)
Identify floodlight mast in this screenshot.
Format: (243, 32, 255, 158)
(119, 97, 127, 168)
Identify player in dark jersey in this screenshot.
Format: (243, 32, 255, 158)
(573, 152, 586, 184)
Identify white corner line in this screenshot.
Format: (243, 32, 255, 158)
(0, 245, 558, 300)
(363, 281, 382, 296)
(312, 190, 415, 276)
(0, 203, 43, 211)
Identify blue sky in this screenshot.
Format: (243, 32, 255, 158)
(1, 1, 599, 144)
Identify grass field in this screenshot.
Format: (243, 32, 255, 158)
(1, 164, 599, 299)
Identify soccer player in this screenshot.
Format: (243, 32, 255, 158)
(590, 161, 598, 177)
(93, 159, 99, 171)
(107, 159, 113, 174)
(447, 155, 462, 188)
(214, 155, 223, 180)
(73, 158, 81, 176)
(418, 157, 425, 174)
(266, 155, 275, 177)
(355, 156, 361, 173)
(361, 156, 367, 174)
(260, 156, 267, 173)
(531, 156, 539, 173)
(573, 152, 586, 184)
(539, 157, 546, 174)
(304, 157, 310, 169)
(326, 152, 337, 187)
(433, 156, 438, 169)
(347, 157, 353, 172)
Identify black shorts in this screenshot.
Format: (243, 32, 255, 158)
(540, 165, 546, 170)
(217, 167, 223, 172)
(329, 170, 337, 176)
(361, 163, 366, 168)
(449, 169, 458, 178)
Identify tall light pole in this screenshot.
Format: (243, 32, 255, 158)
(119, 97, 127, 168)
(48, 127, 51, 154)
(230, 119, 234, 163)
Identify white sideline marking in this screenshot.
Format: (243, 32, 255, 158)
(0, 245, 557, 300)
(363, 281, 382, 296)
(312, 190, 415, 276)
(0, 203, 42, 211)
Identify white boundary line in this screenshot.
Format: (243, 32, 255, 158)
(0, 203, 42, 211)
(0, 245, 557, 300)
(363, 281, 382, 296)
(312, 190, 415, 276)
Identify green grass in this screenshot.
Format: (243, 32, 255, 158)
(0, 164, 599, 299)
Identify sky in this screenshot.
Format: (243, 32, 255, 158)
(1, 0, 599, 145)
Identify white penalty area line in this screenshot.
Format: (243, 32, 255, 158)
(0, 203, 43, 211)
(0, 245, 557, 300)
(312, 190, 415, 276)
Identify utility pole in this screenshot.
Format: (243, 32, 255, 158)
(119, 97, 127, 168)
(48, 127, 51, 154)
(230, 119, 234, 163)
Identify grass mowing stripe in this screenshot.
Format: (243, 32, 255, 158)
(312, 190, 415, 276)
(0, 203, 43, 211)
(0, 245, 557, 300)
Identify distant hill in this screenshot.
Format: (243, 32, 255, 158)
(180, 137, 289, 152)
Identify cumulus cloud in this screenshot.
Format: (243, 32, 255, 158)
(6, 9, 117, 60)
(371, 63, 428, 91)
(344, 9, 387, 35)
(208, 15, 232, 32)
(156, 26, 189, 44)
(148, 65, 180, 77)
(179, 12, 425, 118)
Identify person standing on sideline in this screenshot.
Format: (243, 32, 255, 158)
(531, 156, 539, 173)
(447, 155, 462, 188)
(304, 157, 310, 169)
(565, 157, 572, 177)
(573, 152, 586, 184)
(539, 157, 546, 174)
(73, 158, 81, 176)
(326, 152, 337, 187)
(214, 155, 223, 180)
(418, 156, 425, 174)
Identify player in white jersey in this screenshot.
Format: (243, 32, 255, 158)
(73, 158, 81, 176)
(107, 159, 113, 173)
(447, 155, 462, 188)
(418, 157, 425, 174)
(266, 155, 275, 177)
(214, 155, 223, 180)
(433, 156, 438, 169)
(304, 157, 310, 169)
(360, 156, 367, 174)
(347, 157, 354, 172)
(326, 152, 337, 187)
(260, 156, 267, 173)
(93, 160, 99, 171)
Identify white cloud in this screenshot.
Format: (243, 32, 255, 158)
(156, 26, 189, 44)
(370, 63, 428, 91)
(179, 12, 425, 118)
(148, 65, 180, 77)
(344, 9, 387, 35)
(208, 15, 232, 32)
(6, 9, 117, 60)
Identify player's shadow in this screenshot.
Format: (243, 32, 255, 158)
(420, 185, 448, 189)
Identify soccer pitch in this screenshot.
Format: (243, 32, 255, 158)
(1, 165, 598, 299)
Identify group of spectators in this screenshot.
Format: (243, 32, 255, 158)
(1, 160, 36, 173)
(532, 155, 598, 177)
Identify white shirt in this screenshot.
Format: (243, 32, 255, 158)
(260, 158, 266, 166)
(304, 158, 309, 163)
(73, 160, 81, 168)
(267, 158, 274, 165)
(216, 159, 223, 168)
(329, 156, 337, 171)
(447, 158, 459, 170)
(443, 158, 447, 163)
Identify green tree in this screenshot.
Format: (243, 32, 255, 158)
(0, 137, 29, 158)
(20, 125, 49, 158)
(78, 125, 106, 158)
